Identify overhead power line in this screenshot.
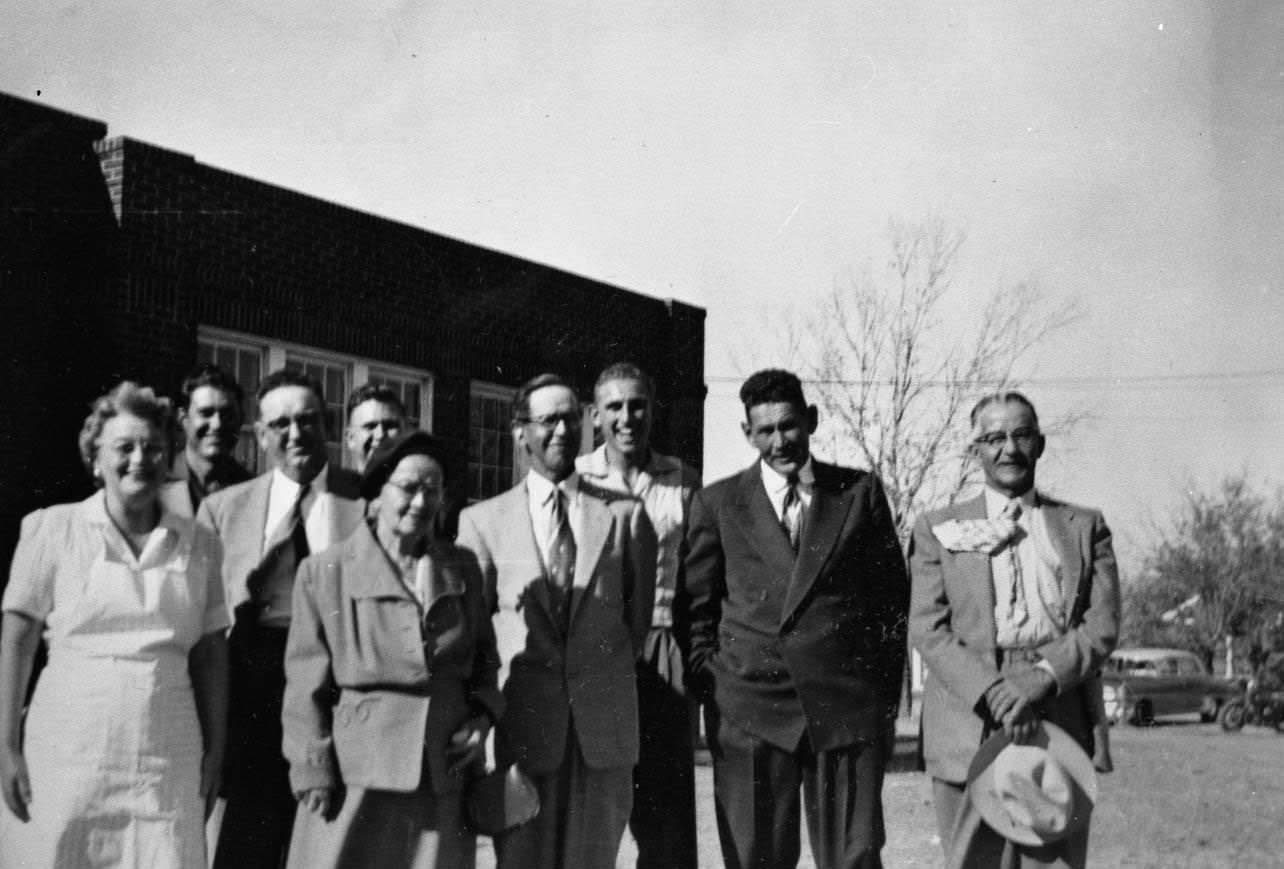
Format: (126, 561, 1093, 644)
(703, 366, 1284, 388)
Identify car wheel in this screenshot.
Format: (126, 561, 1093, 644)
(1131, 699, 1155, 726)
(1219, 699, 1247, 732)
(1199, 697, 1220, 722)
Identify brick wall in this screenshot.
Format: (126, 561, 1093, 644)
(91, 134, 706, 479)
(1, 91, 706, 565)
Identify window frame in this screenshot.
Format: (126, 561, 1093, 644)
(197, 326, 434, 472)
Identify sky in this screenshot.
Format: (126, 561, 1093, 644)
(6, 1, 1284, 575)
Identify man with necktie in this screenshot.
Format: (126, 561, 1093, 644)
(684, 368, 908, 869)
(198, 368, 365, 868)
(908, 391, 1120, 868)
(575, 362, 702, 869)
(455, 373, 657, 869)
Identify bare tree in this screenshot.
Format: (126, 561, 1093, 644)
(793, 217, 1079, 540)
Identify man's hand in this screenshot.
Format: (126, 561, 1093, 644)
(446, 716, 490, 776)
(0, 747, 31, 822)
(984, 679, 1025, 725)
(1007, 666, 1056, 703)
(1002, 695, 1041, 743)
(298, 787, 334, 818)
(199, 751, 223, 821)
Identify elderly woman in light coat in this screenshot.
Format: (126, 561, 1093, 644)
(282, 430, 503, 868)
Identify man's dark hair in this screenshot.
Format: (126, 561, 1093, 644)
(594, 362, 655, 400)
(739, 368, 807, 417)
(178, 363, 245, 410)
(512, 373, 577, 424)
(256, 367, 326, 409)
(346, 382, 406, 421)
(968, 391, 1041, 430)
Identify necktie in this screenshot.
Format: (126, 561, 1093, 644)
(244, 485, 310, 626)
(290, 487, 310, 563)
(548, 488, 577, 630)
(1002, 499, 1028, 627)
(781, 478, 802, 552)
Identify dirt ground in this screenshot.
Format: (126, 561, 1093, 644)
(480, 716, 1284, 868)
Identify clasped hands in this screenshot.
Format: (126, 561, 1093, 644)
(984, 667, 1056, 743)
(297, 715, 490, 818)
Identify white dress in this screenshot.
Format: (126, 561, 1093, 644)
(0, 492, 229, 869)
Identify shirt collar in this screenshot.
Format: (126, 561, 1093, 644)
(525, 469, 579, 505)
(272, 464, 330, 497)
(983, 485, 1037, 518)
(82, 489, 185, 541)
(759, 456, 815, 494)
(578, 444, 681, 482)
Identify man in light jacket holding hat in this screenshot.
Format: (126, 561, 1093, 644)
(908, 391, 1119, 867)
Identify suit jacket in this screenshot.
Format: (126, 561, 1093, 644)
(454, 478, 657, 774)
(282, 523, 504, 795)
(684, 461, 909, 753)
(197, 466, 366, 618)
(908, 493, 1120, 783)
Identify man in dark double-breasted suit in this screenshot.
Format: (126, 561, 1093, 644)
(685, 368, 909, 869)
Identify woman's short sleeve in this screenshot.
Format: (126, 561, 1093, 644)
(2, 509, 57, 621)
(191, 522, 231, 635)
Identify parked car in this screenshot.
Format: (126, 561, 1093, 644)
(1101, 648, 1240, 726)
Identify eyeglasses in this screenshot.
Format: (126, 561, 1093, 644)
(517, 412, 581, 430)
(105, 440, 167, 461)
(263, 412, 323, 433)
(386, 479, 441, 499)
(973, 429, 1040, 449)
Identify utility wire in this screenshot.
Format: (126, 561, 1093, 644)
(703, 366, 1284, 388)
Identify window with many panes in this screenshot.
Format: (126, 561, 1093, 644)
(468, 381, 518, 502)
(197, 327, 433, 472)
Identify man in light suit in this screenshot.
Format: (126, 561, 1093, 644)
(198, 368, 366, 868)
(455, 373, 657, 869)
(908, 391, 1120, 868)
(685, 368, 908, 869)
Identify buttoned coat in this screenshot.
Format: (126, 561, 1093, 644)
(281, 523, 504, 795)
(908, 493, 1120, 783)
(454, 480, 657, 774)
(684, 461, 909, 752)
(197, 466, 365, 617)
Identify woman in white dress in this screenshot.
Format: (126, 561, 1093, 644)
(0, 381, 229, 868)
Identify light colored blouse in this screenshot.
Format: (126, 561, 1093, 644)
(2, 491, 229, 652)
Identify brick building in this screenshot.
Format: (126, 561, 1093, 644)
(0, 92, 706, 570)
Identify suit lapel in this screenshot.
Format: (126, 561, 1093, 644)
(344, 524, 414, 601)
(567, 495, 612, 629)
(494, 484, 555, 621)
(781, 463, 853, 622)
(730, 467, 796, 580)
(1039, 496, 1084, 609)
(242, 476, 272, 559)
(950, 495, 998, 636)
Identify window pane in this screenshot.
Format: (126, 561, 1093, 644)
(403, 384, 419, 421)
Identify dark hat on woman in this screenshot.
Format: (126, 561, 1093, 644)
(360, 429, 448, 500)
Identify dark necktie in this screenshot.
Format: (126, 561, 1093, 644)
(290, 487, 310, 562)
(244, 486, 310, 627)
(781, 477, 802, 552)
(549, 489, 577, 630)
